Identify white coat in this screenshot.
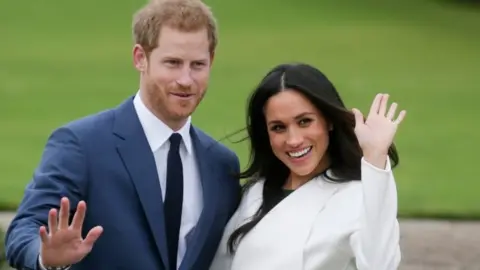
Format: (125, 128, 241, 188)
(210, 157, 401, 270)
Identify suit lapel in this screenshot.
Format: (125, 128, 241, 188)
(112, 97, 170, 269)
(180, 127, 220, 270)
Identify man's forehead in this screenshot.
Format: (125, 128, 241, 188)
(158, 27, 208, 44)
(155, 29, 210, 58)
(155, 47, 210, 60)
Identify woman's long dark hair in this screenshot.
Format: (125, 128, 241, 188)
(226, 63, 399, 253)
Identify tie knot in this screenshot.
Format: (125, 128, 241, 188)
(169, 133, 182, 150)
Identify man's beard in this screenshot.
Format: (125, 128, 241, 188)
(168, 83, 192, 94)
(149, 79, 194, 96)
(148, 81, 202, 118)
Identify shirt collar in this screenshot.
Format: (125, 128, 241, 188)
(133, 92, 193, 154)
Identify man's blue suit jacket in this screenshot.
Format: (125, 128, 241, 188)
(4, 97, 241, 270)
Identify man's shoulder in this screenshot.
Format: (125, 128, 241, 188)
(193, 127, 237, 160)
(50, 98, 128, 144)
(61, 107, 115, 137)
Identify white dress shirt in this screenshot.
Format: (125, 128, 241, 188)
(134, 93, 203, 269)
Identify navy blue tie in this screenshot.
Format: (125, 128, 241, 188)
(165, 133, 183, 270)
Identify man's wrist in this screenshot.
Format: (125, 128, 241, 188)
(38, 255, 71, 270)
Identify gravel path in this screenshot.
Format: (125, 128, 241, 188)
(1, 213, 479, 269)
(399, 219, 480, 270)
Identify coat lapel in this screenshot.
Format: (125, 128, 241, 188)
(231, 177, 340, 270)
(180, 127, 220, 270)
(112, 97, 170, 269)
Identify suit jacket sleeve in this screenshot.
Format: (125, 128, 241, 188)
(4, 127, 88, 270)
(349, 157, 401, 270)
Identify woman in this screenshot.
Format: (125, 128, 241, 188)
(210, 63, 406, 270)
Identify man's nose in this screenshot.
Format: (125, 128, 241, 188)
(176, 69, 193, 88)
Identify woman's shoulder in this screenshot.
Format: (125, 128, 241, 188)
(235, 178, 265, 213)
(321, 173, 364, 210)
(241, 178, 265, 200)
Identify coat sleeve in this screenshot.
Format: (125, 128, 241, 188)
(4, 127, 88, 270)
(349, 157, 401, 270)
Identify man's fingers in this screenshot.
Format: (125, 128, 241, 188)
(83, 226, 104, 247)
(71, 201, 87, 231)
(39, 226, 49, 244)
(47, 208, 58, 235)
(58, 197, 70, 229)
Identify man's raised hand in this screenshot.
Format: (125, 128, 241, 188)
(39, 197, 103, 267)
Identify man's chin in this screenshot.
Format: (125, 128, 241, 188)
(170, 109, 194, 121)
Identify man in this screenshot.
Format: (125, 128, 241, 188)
(4, 0, 241, 269)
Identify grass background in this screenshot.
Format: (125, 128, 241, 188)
(0, 0, 479, 220)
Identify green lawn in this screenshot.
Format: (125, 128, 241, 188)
(0, 0, 479, 218)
